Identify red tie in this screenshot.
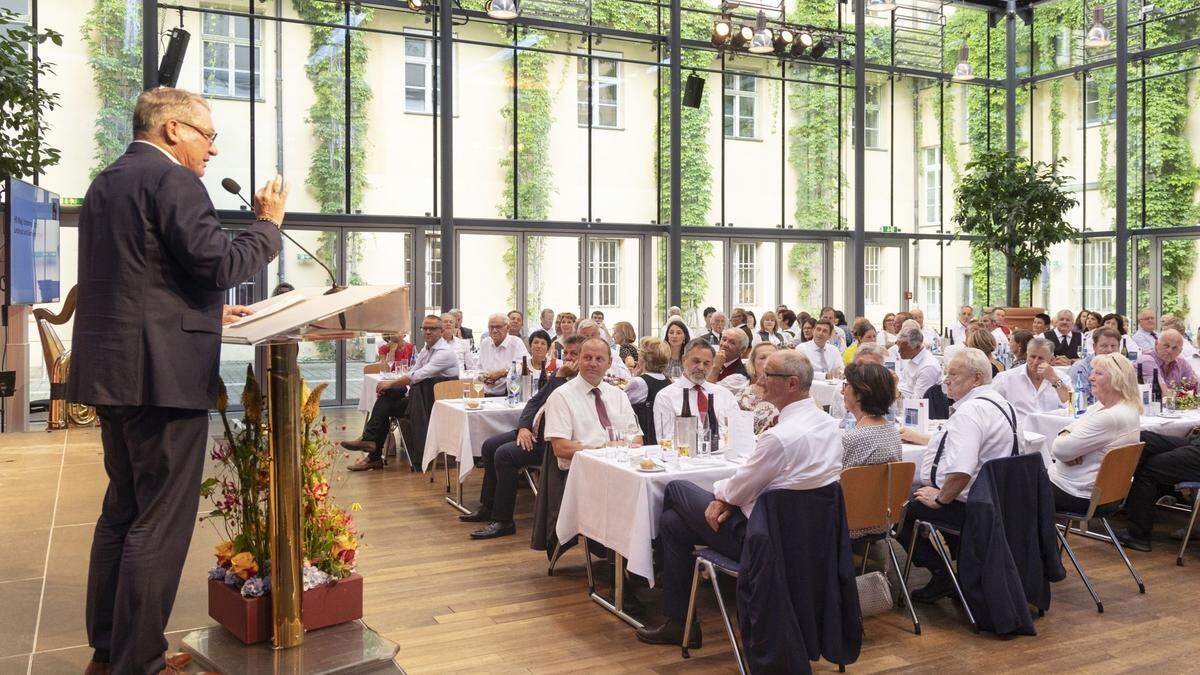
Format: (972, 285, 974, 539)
(590, 388, 612, 429)
(694, 385, 708, 418)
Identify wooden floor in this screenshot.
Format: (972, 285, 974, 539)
(2, 408, 1199, 674)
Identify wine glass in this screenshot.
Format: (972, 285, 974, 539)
(471, 377, 484, 399)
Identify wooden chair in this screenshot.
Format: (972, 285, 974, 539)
(1055, 442, 1146, 614)
(841, 461, 919, 634)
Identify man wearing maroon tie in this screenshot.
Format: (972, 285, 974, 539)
(541, 338, 643, 471)
(653, 339, 741, 442)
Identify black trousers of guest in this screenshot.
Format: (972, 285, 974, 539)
(898, 498, 968, 571)
(361, 387, 409, 461)
(1051, 483, 1092, 515)
(659, 480, 748, 622)
(478, 431, 544, 523)
(1126, 431, 1200, 538)
(87, 405, 209, 675)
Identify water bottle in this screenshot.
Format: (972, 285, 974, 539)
(1072, 372, 1088, 418)
(506, 360, 521, 406)
(519, 356, 533, 403)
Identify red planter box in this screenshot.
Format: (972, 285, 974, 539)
(207, 574, 364, 644)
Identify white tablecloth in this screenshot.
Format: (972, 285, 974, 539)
(556, 448, 738, 585)
(1025, 408, 1200, 468)
(422, 398, 525, 481)
(810, 378, 841, 408)
(358, 373, 384, 413)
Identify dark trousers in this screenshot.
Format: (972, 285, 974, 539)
(1126, 431, 1200, 537)
(478, 431, 544, 523)
(361, 387, 409, 461)
(88, 405, 209, 674)
(659, 480, 747, 622)
(898, 498, 967, 572)
(1051, 483, 1092, 515)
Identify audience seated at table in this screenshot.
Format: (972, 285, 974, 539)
(541, 338, 642, 471)
(578, 319, 632, 380)
(966, 327, 1005, 376)
(626, 337, 672, 444)
(730, 308, 753, 347)
(909, 308, 938, 349)
(343, 315, 460, 471)
(536, 308, 557, 341)
(707, 328, 750, 392)
(1134, 329, 1196, 389)
(1078, 310, 1103, 353)
(1031, 312, 1051, 335)
(477, 313, 531, 396)
(736, 342, 781, 435)
(990, 336, 1068, 422)
(442, 312, 474, 368)
(374, 331, 413, 371)
(612, 321, 639, 368)
(1067, 327, 1122, 400)
(527, 330, 556, 380)
(842, 318, 876, 365)
(590, 310, 614, 345)
(450, 308, 473, 341)
(840, 361, 902, 537)
(698, 311, 726, 346)
(752, 310, 787, 347)
(1132, 307, 1159, 352)
(654, 339, 741, 443)
(507, 310, 525, 338)
(778, 308, 800, 343)
(1047, 353, 1142, 515)
(897, 348, 1021, 603)
(877, 312, 898, 348)
(1006, 328, 1034, 369)
(797, 319, 843, 377)
(1119, 427, 1200, 552)
(551, 311, 578, 359)
(1045, 309, 1083, 365)
(460, 335, 584, 540)
(635, 350, 842, 647)
(895, 327, 942, 401)
(1161, 314, 1199, 362)
(1101, 312, 1140, 354)
(663, 318, 689, 379)
(949, 305, 972, 346)
(793, 315, 817, 345)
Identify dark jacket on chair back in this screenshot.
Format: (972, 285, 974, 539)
(737, 485, 862, 674)
(67, 142, 281, 411)
(958, 453, 1067, 636)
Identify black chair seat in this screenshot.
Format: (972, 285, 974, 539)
(696, 547, 742, 575)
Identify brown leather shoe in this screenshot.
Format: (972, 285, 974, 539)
(635, 618, 701, 648)
(348, 458, 385, 472)
(340, 439, 376, 452)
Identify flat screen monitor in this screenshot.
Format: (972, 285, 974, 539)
(4, 177, 60, 305)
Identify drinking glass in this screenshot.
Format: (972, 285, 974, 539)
(1164, 388, 1178, 416)
(697, 428, 711, 460)
(461, 382, 470, 402)
(471, 378, 484, 398)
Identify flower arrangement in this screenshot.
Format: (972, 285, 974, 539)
(201, 367, 362, 599)
(1174, 378, 1199, 411)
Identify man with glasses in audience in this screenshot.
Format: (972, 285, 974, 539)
(461, 335, 584, 540)
(991, 336, 1068, 422)
(477, 313, 530, 396)
(636, 351, 842, 647)
(343, 315, 460, 471)
(654, 339, 740, 442)
(1132, 307, 1158, 352)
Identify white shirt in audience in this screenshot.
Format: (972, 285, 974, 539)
(898, 347, 942, 400)
(949, 322, 969, 346)
(408, 338, 461, 384)
(1048, 401, 1141, 499)
(625, 372, 667, 405)
(712, 398, 842, 519)
(477, 334, 530, 395)
(652, 379, 741, 443)
(918, 386, 1021, 501)
(990, 366, 1066, 422)
(796, 340, 842, 374)
(541, 375, 641, 470)
(447, 335, 475, 369)
(921, 327, 940, 349)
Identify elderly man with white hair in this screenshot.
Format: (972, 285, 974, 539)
(1132, 307, 1159, 352)
(990, 336, 1068, 421)
(896, 326, 943, 400)
(477, 313, 530, 395)
(910, 307, 939, 349)
(707, 327, 750, 391)
(897, 347, 1021, 603)
(1135, 328, 1196, 389)
(1044, 309, 1083, 365)
(700, 311, 727, 346)
(887, 319, 923, 371)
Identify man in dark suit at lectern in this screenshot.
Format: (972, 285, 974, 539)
(67, 88, 288, 675)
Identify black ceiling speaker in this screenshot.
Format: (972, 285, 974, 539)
(683, 74, 705, 109)
(157, 27, 191, 88)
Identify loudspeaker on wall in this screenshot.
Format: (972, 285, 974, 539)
(683, 74, 704, 108)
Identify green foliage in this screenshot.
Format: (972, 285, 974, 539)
(82, 0, 140, 178)
(0, 9, 61, 180)
(291, 0, 372, 213)
(953, 150, 1078, 306)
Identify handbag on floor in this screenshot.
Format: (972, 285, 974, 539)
(856, 571, 894, 617)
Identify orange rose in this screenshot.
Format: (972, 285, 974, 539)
(215, 540, 234, 567)
(230, 552, 259, 580)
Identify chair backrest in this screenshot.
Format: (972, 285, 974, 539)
(841, 461, 916, 532)
(363, 361, 386, 375)
(433, 379, 468, 401)
(1087, 442, 1145, 516)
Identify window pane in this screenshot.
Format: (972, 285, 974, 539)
(265, 229, 341, 401)
(346, 231, 413, 403)
(592, 39, 657, 224)
(684, 239, 724, 329)
(204, 41, 229, 69)
(528, 235, 581, 320)
(204, 12, 227, 36)
(453, 41, 512, 218)
(782, 241, 825, 315)
(405, 37, 426, 58)
(459, 233, 518, 335)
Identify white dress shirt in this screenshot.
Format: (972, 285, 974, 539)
(877, 331, 898, 348)
(607, 357, 633, 380)
(990, 365, 1066, 422)
(918, 386, 1021, 501)
(796, 340, 842, 374)
(477, 334, 530, 395)
(949, 322, 969, 346)
(1132, 328, 1158, 352)
(991, 327, 1010, 356)
(447, 336, 475, 369)
(1049, 401, 1141, 499)
(652, 379, 741, 443)
(408, 338, 461, 384)
(712, 398, 843, 519)
(625, 372, 667, 406)
(898, 347, 943, 400)
(132, 139, 180, 165)
(542, 376, 641, 470)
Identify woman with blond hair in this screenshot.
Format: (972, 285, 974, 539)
(966, 326, 1004, 376)
(612, 320, 639, 367)
(626, 337, 673, 444)
(1049, 353, 1143, 513)
(736, 341, 781, 434)
(752, 310, 787, 347)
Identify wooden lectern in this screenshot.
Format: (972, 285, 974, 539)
(185, 285, 408, 672)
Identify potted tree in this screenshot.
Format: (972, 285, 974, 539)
(952, 150, 1079, 326)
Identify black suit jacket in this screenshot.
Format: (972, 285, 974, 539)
(519, 376, 567, 433)
(67, 143, 281, 411)
(1043, 329, 1082, 360)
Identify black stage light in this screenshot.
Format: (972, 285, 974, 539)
(774, 28, 794, 55)
(712, 17, 732, 46)
(810, 35, 831, 59)
(730, 24, 754, 50)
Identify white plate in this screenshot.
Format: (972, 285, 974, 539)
(636, 465, 666, 473)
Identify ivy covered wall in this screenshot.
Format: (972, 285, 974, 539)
(82, 0, 141, 178)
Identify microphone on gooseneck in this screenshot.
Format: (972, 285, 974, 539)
(221, 178, 344, 295)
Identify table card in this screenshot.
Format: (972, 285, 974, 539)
(902, 398, 930, 432)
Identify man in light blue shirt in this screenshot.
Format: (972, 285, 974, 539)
(1067, 327, 1122, 400)
(1132, 307, 1159, 352)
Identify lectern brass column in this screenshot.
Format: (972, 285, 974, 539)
(266, 341, 304, 648)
